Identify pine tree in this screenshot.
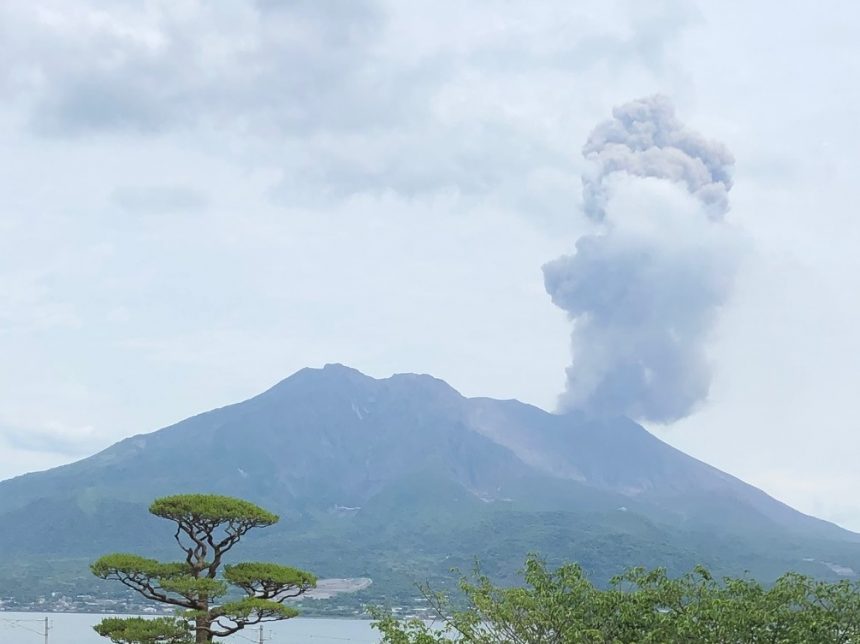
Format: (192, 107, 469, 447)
(91, 494, 315, 643)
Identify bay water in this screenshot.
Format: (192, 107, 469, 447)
(0, 612, 381, 643)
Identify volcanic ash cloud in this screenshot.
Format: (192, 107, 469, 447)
(543, 95, 741, 423)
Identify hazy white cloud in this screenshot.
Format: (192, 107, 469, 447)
(0, 418, 99, 455)
(0, 0, 691, 214)
(111, 185, 208, 214)
(1, 0, 860, 533)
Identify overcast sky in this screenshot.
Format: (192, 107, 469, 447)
(2, 1, 860, 529)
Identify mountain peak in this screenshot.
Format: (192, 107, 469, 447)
(263, 363, 372, 392)
(322, 362, 362, 373)
(386, 370, 463, 397)
(255, 365, 463, 408)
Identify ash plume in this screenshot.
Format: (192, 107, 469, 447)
(581, 95, 734, 221)
(544, 95, 739, 423)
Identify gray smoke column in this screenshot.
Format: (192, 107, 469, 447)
(543, 95, 740, 423)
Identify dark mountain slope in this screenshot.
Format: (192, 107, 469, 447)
(465, 397, 852, 540)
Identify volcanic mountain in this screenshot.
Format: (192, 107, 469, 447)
(1, 364, 857, 604)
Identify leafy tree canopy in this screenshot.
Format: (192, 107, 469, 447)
(149, 495, 278, 526)
(92, 494, 313, 644)
(94, 617, 193, 644)
(374, 556, 860, 644)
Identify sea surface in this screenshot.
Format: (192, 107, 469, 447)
(0, 612, 381, 643)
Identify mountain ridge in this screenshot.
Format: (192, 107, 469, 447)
(1, 364, 858, 606)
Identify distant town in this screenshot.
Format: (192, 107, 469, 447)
(0, 577, 438, 620)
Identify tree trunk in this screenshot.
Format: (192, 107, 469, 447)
(196, 597, 211, 643)
(196, 615, 211, 643)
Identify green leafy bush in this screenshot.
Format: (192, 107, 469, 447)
(374, 556, 860, 643)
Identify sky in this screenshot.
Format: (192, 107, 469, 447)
(1, 1, 860, 529)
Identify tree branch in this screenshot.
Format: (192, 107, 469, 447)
(106, 570, 196, 610)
